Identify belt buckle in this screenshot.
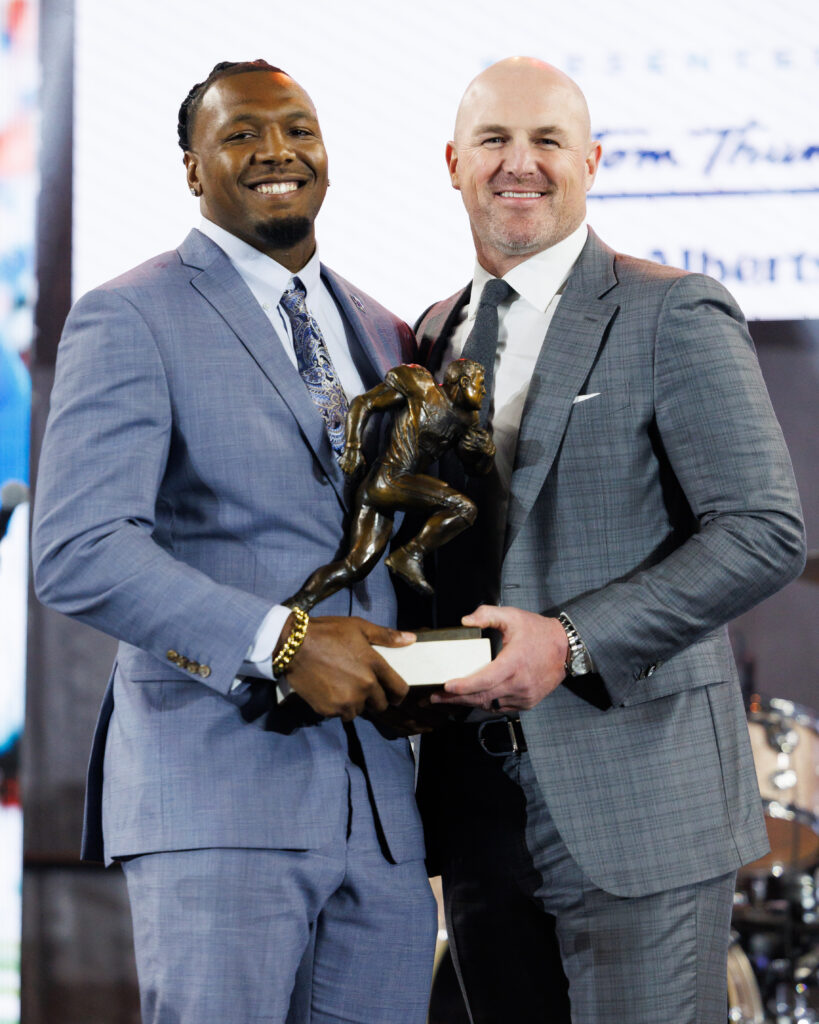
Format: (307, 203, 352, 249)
(477, 717, 521, 757)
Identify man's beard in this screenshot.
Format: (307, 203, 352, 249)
(255, 216, 312, 249)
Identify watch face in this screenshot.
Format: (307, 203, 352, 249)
(570, 652, 589, 675)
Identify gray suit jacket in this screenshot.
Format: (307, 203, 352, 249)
(32, 229, 424, 865)
(418, 229, 805, 896)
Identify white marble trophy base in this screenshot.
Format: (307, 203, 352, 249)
(373, 627, 491, 687)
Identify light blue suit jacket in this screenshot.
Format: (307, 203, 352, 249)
(33, 229, 424, 865)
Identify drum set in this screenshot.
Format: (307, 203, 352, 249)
(729, 553, 819, 1023)
(730, 693, 819, 1023)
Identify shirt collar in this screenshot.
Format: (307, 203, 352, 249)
(468, 221, 588, 319)
(197, 217, 322, 299)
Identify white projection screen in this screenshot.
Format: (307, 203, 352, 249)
(72, 0, 819, 325)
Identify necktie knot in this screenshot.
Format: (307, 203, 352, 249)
(478, 277, 512, 310)
(281, 277, 307, 314)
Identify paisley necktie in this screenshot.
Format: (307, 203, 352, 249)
(280, 277, 348, 456)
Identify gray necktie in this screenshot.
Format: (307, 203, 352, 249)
(435, 278, 512, 620)
(461, 278, 512, 427)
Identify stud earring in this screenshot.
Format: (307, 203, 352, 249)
(190, 187, 198, 196)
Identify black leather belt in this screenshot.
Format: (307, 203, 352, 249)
(476, 716, 527, 756)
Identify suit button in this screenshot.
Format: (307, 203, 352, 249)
(178, 656, 190, 670)
(198, 665, 211, 679)
(188, 661, 200, 674)
(167, 649, 179, 663)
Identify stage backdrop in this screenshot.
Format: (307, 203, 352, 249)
(71, 0, 819, 323)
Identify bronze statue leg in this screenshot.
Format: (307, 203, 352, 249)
(369, 471, 477, 596)
(285, 503, 394, 612)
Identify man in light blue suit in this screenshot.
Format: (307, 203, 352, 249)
(417, 59, 806, 1022)
(32, 60, 436, 1024)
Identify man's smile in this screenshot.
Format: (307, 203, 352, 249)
(249, 180, 304, 196)
(497, 189, 545, 199)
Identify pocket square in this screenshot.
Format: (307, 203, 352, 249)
(572, 392, 601, 404)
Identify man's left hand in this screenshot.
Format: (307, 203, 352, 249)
(429, 605, 569, 713)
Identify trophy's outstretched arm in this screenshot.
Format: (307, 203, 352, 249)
(339, 382, 405, 477)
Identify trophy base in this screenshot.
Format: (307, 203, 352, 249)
(373, 627, 491, 688)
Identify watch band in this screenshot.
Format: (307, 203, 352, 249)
(558, 612, 593, 676)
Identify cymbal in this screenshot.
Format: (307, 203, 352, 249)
(801, 550, 819, 584)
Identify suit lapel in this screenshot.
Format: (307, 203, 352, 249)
(321, 267, 397, 382)
(504, 231, 620, 550)
(417, 285, 471, 372)
(178, 230, 346, 503)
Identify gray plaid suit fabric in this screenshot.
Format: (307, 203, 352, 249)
(419, 229, 804, 895)
(417, 228, 805, 1019)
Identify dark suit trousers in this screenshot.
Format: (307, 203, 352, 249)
(431, 722, 736, 1024)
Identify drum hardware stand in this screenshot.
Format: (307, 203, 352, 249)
(733, 695, 819, 1022)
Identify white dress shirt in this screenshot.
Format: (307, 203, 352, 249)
(445, 223, 591, 713)
(442, 221, 588, 513)
(196, 219, 365, 686)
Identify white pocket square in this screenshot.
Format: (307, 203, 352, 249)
(572, 392, 601, 404)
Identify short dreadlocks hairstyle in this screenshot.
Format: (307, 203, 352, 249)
(177, 59, 287, 152)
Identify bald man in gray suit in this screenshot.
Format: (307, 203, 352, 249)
(416, 58, 805, 1023)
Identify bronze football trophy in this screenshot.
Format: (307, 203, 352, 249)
(286, 358, 496, 611)
(284, 358, 496, 687)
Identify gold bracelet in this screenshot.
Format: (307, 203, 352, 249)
(271, 607, 309, 677)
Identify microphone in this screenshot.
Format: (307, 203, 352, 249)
(0, 480, 29, 540)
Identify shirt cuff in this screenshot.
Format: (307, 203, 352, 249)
(230, 604, 293, 697)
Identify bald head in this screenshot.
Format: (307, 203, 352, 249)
(446, 56, 600, 276)
(454, 58, 592, 148)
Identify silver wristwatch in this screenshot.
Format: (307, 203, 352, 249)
(558, 612, 593, 677)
